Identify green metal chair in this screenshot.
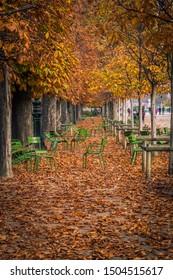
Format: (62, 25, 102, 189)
(163, 127, 170, 135)
(91, 123, 103, 136)
(140, 130, 150, 136)
(28, 136, 47, 154)
(45, 131, 68, 149)
(82, 137, 107, 168)
(12, 139, 34, 171)
(128, 134, 143, 164)
(70, 128, 88, 151)
(33, 140, 58, 172)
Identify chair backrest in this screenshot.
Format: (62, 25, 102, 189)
(100, 138, 107, 152)
(124, 130, 132, 137)
(79, 128, 88, 136)
(45, 133, 58, 144)
(28, 136, 41, 150)
(164, 127, 169, 134)
(128, 134, 136, 142)
(71, 125, 80, 135)
(140, 130, 150, 136)
(49, 131, 61, 140)
(156, 128, 162, 135)
(49, 140, 59, 155)
(12, 139, 24, 151)
(12, 139, 23, 146)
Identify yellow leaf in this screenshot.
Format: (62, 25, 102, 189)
(45, 32, 49, 39)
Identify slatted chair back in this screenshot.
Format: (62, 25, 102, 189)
(28, 136, 41, 150)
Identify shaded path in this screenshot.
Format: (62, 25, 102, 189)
(0, 116, 173, 259)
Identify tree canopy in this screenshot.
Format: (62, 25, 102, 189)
(1, 0, 173, 105)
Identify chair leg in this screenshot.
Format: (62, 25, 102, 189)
(99, 155, 106, 168)
(70, 141, 73, 151)
(34, 156, 39, 172)
(50, 157, 56, 171)
(131, 151, 136, 164)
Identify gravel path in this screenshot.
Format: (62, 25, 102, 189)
(144, 113, 171, 128)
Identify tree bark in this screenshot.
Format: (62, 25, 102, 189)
(124, 98, 127, 124)
(138, 95, 142, 130)
(130, 98, 134, 128)
(42, 94, 57, 133)
(72, 104, 77, 124)
(56, 99, 61, 130)
(150, 83, 157, 139)
(105, 103, 109, 118)
(66, 101, 72, 122)
(0, 67, 13, 177)
(12, 86, 33, 145)
(102, 104, 106, 117)
(168, 56, 173, 174)
(60, 100, 67, 124)
(118, 98, 121, 121)
(78, 103, 83, 120)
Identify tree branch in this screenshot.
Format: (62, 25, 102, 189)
(117, 0, 173, 23)
(0, 4, 37, 16)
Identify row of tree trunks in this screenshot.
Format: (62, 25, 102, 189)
(0, 83, 83, 177)
(102, 97, 125, 122)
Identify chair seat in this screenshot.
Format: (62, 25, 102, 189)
(133, 147, 142, 152)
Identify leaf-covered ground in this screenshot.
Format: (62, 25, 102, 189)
(0, 117, 173, 260)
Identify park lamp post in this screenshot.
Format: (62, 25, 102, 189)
(32, 98, 45, 149)
(32, 98, 42, 137)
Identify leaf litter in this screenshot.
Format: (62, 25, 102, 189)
(0, 116, 173, 260)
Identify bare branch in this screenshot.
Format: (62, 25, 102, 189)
(117, 0, 173, 23)
(0, 4, 37, 16)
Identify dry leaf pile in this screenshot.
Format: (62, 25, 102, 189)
(0, 117, 173, 259)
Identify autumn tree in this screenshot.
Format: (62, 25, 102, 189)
(0, 0, 77, 177)
(93, 0, 173, 173)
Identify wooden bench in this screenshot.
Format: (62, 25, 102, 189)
(141, 143, 173, 179)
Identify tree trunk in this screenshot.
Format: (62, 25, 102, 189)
(130, 98, 134, 128)
(42, 94, 57, 133)
(118, 98, 121, 121)
(109, 101, 113, 119)
(168, 56, 173, 174)
(56, 99, 61, 130)
(122, 98, 126, 123)
(76, 104, 79, 121)
(138, 95, 142, 131)
(102, 104, 106, 117)
(12, 86, 33, 146)
(78, 103, 83, 120)
(66, 101, 73, 122)
(112, 99, 116, 120)
(0, 68, 13, 178)
(105, 103, 109, 118)
(150, 83, 157, 138)
(124, 98, 127, 124)
(60, 100, 67, 124)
